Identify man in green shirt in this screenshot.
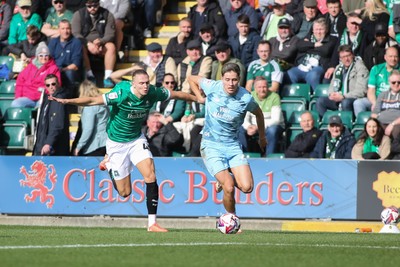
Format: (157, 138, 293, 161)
(51, 69, 197, 232)
(41, 0, 73, 38)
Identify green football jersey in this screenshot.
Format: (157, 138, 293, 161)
(104, 81, 170, 142)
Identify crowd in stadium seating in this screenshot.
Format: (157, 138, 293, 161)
(2, 0, 400, 160)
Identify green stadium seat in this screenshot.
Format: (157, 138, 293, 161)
(266, 153, 285, 158)
(0, 56, 14, 71)
(0, 79, 16, 99)
(3, 107, 34, 134)
(280, 83, 311, 106)
(309, 83, 329, 111)
(320, 110, 353, 130)
(0, 98, 12, 118)
(281, 101, 306, 125)
(0, 124, 27, 149)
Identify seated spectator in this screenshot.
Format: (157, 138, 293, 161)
(151, 73, 185, 123)
(287, 17, 339, 92)
(339, 12, 365, 57)
(41, 0, 74, 38)
(177, 39, 212, 94)
(71, 0, 116, 87)
(310, 115, 356, 159)
(142, 111, 184, 157)
(269, 18, 300, 71)
(11, 42, 61, 108)
(358, 0, 389, 46)
(316, 0, 343, 15)
(197, 23, 220, 60)
(48, 19, 83, 98)
(292, 0, 322, 39)
(211, 41, 246, 86)
(165, 17, 194, 66)
(228, 14, 261, 69)
(3, 25, 46, 63)
(323, 0, 346, 38)
(259, 1, 293, 41)
(33, 74, 69, 156)
(0, 1, 12, 49)
(362, 22, 398, 71)
(285, 111, 323, 158)
(72, 79, 108, 156)
(224, 0, 259, 38)
(351, 117, 391, 160)
(246, 40, 283, 93)
(187, 0, 227, 38)
(110, 42, 177, 87)
(354, 46, 400, 114)
(239, 76, 285, 155)
(8, 0, 42, 45)
(371, 69, 400, 139)
(316, 44, 369, 118)
(99, 0, 130, 60)
(284, 0, 304, 15)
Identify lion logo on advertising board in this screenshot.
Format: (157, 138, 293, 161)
(19, 160, 57, 208)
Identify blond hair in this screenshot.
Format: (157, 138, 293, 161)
(79, 80, 101, 98)
(362, 0, 389, 21)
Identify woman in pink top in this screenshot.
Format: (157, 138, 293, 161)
(11, 42, 61, 108)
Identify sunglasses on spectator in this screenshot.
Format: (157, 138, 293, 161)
(164, 81, 175, 85)
(20, 6, 31, 10)
(391, 81, 400, 85)
(86, 3, 99, 8)
(38, 54, 49, 58)
(53, 1, 64, 4)
(45, 82, 57, 87)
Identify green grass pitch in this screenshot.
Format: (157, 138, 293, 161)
(0, 225, 399, 267)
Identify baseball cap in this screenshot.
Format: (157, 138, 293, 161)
(200, 23, 214, 33)
(329, 115, 343, 125)
(146, 42, 162, 52)
(278, 18, 291, 28)
(214, 41, 230, 51)
(304, 0, 317, 7)
(18, 0, 32, 7)
(186, 40, 201, 49)
(375, 23, 388, 36)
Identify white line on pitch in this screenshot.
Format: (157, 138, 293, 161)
(1, 242, 400, 250)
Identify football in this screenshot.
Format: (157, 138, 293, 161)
(381, 207, 399, 225)
(216, 213, 240, 234)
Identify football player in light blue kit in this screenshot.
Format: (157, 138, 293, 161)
(188, 63, 266, 217)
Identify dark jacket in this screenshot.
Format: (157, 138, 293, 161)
(323, 10, 347, 38)
(228, 29, 261, 68)
(165, 35, 194, 66)
(187, 0, 227, 38)
(33, 89, 69, 156)
(142, 123, 184, 157)
(6, 33, 46, 57)
(362, 38, 398, 70)
(224, 2, 259, 38)
(310, 127, 356, 159)
(285, 127, 322, 158)
(0, 2, 12, 42)
(291, 12, 322, 38)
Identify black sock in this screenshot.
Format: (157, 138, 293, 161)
(146, 182, 159, 215)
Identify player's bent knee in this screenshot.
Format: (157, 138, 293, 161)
(241, 185, 253, 194)
(117, 188, 131, 198)
(223, 184, 235, 194)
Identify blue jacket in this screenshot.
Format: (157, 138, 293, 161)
(224, 2, 259, 38)
(48, 36, 82, 69)
(228, 29, 261, 69)
(310, 128, 356, 159)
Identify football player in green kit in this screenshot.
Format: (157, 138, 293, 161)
(50, 69, 198, 232)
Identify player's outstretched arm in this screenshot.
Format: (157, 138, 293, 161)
(49, 95, 105, 106)
(252, 106, 267, 150)
(187, 75, 205, 103)
(169, 90, 198, 102)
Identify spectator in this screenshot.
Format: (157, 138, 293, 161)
(339, 12, 365, 57)
(358, 0, 389, 46)
(197, 23, 220, 60)
(259, 1, 293, 41)
(8, 0, 42, 45)
(0, 1, 12, 49)
(142, 111, 184, 157)
(73, 79, 108, 156)
(354, 46, 399, 114)
(142, 0, 159, 38)
(310, 115, 356, 159)
(211, 41, 246, 86)
(165, 17, 193, 66)
(11, 42, 61, 108)
(351, 117, 391, 160)
(110, 42, 177, 87)
(187, 0, 227, 38)
(371, 69, 400, 139)
(341, 0, 364, 14)
(228, 14, 261, 69)
(292, 0, 322, 39)
(177, 39, 212, 94)
(224, 0, 259, 38)
(151, 73, 185, 123)
(269, 17, 300, 71)
(317, 0, 343, 15)
(316, 44, 369, 118)
(287, 17, 339, 93)
(48, 19, 83, 98)
(240, 76, 285, 155)
(66, 0, 86, 12)
(71, 0, 116, 87)
(41, 0, 74, 38)
(323, 0, 346, 38)
(285, 111, 323, 158)
(362, 22, 398, 70)
(99, 0, 130, 60)
(32, 74, 69, 156)
(4, 25, 46, 63)
(246, 40, 283, 93)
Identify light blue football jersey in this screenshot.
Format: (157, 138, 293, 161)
(200, 78, 259, 144)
